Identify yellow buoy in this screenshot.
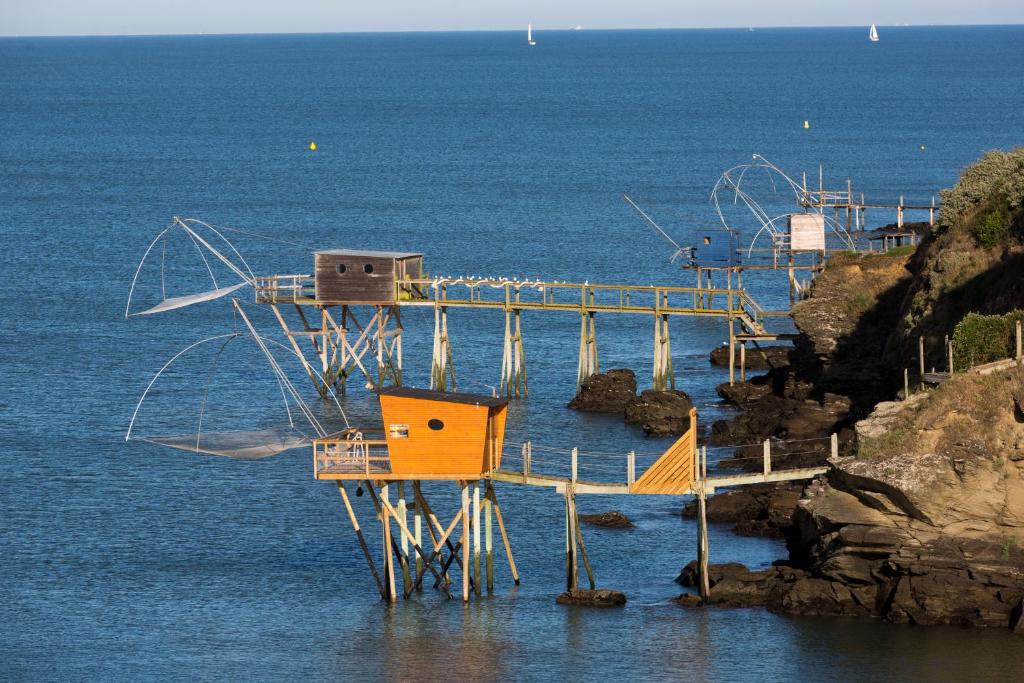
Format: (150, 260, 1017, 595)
(309, 141, 317, 151)
(803, 120, 810, 129)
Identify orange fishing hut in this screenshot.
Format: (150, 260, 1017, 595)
(313, 387, 508, 481)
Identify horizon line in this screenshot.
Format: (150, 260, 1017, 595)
(2, 22, 1022, 39)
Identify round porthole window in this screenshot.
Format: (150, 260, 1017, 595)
(364, 264, 374, 274)
(336, 264, 347, 274)
(428, 419, 444, 431)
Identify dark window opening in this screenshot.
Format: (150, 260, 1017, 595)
(427, 419, 444, 431)
(336, 264, 347, 274)
(364, 263, 374, 274)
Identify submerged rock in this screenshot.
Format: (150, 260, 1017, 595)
(567, 369, 637, 412)
(579, 511, 634, 529)
(624, 389, 694, 436)
(555, 588, 627, 607)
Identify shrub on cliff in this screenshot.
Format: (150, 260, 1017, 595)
(938, 148, 1024, 235)
(951, 310, 1024, 370)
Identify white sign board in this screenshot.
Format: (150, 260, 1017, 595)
(789, 213, 826, 251)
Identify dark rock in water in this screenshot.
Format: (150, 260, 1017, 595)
(568, 369, 637, 412)
(717, 380, 773, 405)
(579, 511, 634, 528)
(674, 593, 704, 608)
(681, 484, 802, 538)
(555, 588, 627, 607)
(710, 345, 791, 370)
(624, 389, 694, 436)
(675, 561, 750, 587)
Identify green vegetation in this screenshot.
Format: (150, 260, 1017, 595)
(973, 208, 1009, 248)
(938, 148, 1024, 235)
(858, 425, 910, 460)
(950, 310, 1024, 370)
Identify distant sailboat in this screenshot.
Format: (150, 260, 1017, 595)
(869, 23, 879, 42)
(528, 23, 536, 46)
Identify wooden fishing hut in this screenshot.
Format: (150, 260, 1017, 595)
(312, 387, 518, 604)
(256, 249, 429, 398)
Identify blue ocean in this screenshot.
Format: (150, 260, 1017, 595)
(2, 26, 1023, 680)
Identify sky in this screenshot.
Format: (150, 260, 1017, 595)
(2, 0, 1023, 36)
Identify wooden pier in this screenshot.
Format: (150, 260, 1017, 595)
(254, 253, 789, 399)
(315, 394, 830, 603)
(798, 169, 938, 231)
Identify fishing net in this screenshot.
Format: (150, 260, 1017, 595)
(135, 427, 311, 459)
(126, 217, 255, 318)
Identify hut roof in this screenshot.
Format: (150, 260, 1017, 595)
(314, 248, 423, 259)
(378, 386, 507, 408)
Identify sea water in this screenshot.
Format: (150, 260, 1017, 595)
(2, 27, 1023, 680)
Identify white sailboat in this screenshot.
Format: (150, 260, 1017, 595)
(528, 23, 536, 46)
(869, 23, 879, 42)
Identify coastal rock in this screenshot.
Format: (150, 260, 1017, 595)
(675, 561, 750, 587)
(716, 379, 773, 405)
(710, 345, 792, 370)
(624, 389, 694, 436)
(567, 369, 637, 412)
(673, 593, 704, 608)
(681, 484, 802, 538)
(579, 511, 634, 529)
(555, 588, 627, 607)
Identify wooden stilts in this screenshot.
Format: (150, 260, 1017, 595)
(413, 487, 423, 589)
(376, 491, 452, 598)
(381, 484, 396, 602)
(472, 482, 481, 596)
(572, 500, 596, 590)
(412, 483, 464, 579)
(486, 482, 519, 585)
(740, 341, 746, 383)
(336, 482, 385, 599)
(461, 483, 471, 602)
(397, 482, 411, 594)
(728, 304, 736, 386)
(696, 484, 710, 602)
(484, 492, 494, 592)
(565, 485, 578, 591)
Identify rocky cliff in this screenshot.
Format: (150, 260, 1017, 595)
(686, 149, 1024, 633)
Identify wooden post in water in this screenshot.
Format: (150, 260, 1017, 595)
(728, 292, 736, 386)
(898, 195, 905, 228)
(397, 482, 411, 595)
(762, 439, 772, 476)
(461, 483, 470, 602)
(485, 482, 519, 586)
(627, 451, 636, 492)
(484, 491, 494, 592)
(565, 485, 578, 591)
(930, 196, 935, 226)
(472, 482, 481, 596)
(336, 482, 386, 599)
(413, 488, 423, 589)
(571, 447, 578, 484)
(696, 483, 710, 602)
(740, 341, 747, 383)
(381, 484, 397, 602)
